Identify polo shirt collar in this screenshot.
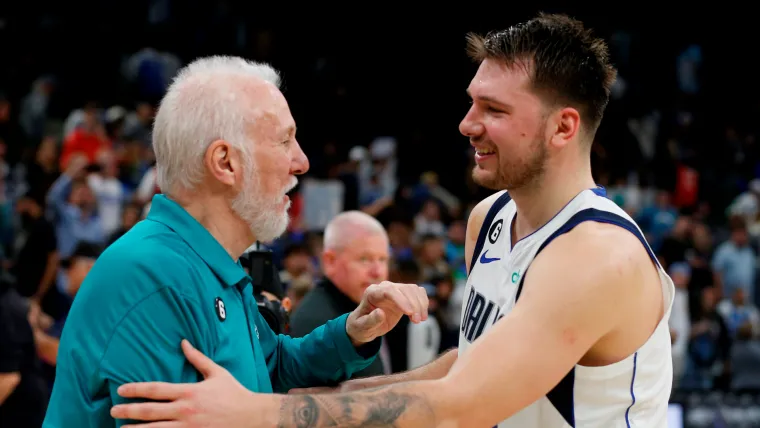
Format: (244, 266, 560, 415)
(147, 194, 249, 288)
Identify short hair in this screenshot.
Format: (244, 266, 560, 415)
(323, 211, 387, 251)
(152, 56, 281, 195)
(466, 13, 617, 133)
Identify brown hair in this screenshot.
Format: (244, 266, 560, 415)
(466, 13, 617, 133)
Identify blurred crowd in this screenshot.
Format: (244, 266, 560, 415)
(1, 7, 760, 428)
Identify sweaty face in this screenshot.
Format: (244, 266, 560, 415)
(460, 59, 549, 191)
(328, 233, 390, 304)
(231, 84, 308, 243)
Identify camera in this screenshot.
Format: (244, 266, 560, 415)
(244, 244, 290, 335)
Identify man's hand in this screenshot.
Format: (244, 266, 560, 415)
(346, 281, 428, 346)
(111, 340, 270, 427)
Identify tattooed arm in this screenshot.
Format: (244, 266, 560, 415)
(277, 383, 445, 428)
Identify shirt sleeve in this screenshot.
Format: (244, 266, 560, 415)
(98, 287, 212, 427)
(257, 312, 381, 392)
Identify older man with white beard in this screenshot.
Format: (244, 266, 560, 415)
(42, 56, 430, 428)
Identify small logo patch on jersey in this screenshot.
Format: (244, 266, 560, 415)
(511, 272, 520, 283)
(214, 297, 226, 322)
(488, 219, 503, 244)
(479, 250, 501, 264)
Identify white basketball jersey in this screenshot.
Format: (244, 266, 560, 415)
(459, 187, 674, 428)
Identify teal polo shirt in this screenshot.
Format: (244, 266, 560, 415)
(43, 194, 380, 428)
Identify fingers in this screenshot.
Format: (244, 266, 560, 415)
(385, 286, 415, 314)
(181, 340, 221, 378)
(117, 382, 187, 401)
(394, 284, 427, 323)
(368, 282, 429, 323)
(416, 286, 430, 321)
(111, 401, 183, 422)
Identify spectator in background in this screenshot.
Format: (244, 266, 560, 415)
(18, 135, 59, 201)
(717, 287, 760, 339)
(47, 243, 101, 337)
(669, 262, 691, 386)
(411, 172, 461, 217)
(278, 243, 313, 288)
(387, 220, 414, 261)
(728, 178, 760, 240)
(684, 286, 732, 390)
(18, 76, 55, 144)
(286, 274, 314, 314)
(290, 211, 394, 378)
(107, 202, 142, 245)
(417, 234, 449, 282)
(10, 193, 58, 305)
(122, 101, 155, 148)
(46, 154, 105, 259)
(712, 219, 756, 303)
(59, 102, 110, 169)
(637, 190, 679, 251)
(86, 150, 125, 237)
(659, 215, 692, 269)
(445, 219, 467, 281)
(414, 199, 446, 237)
(686, 222, 721, 325)
(0, 276, 49, 428)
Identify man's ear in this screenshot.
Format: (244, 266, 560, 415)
(205, 139, 240, 186)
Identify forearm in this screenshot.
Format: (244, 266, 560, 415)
(268, 314, 379, 391)
(0, 372, 20, 405)
(34, 330, 59, 366)
(347, 348, 458, 390)
(275, 380, 458, 428)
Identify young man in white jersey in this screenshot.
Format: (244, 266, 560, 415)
(109, 13, 674, 428)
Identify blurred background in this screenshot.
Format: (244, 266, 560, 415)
(1, 2, 759, 427)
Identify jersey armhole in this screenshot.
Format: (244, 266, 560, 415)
(514, 208, 661, 301)
(469, 191, 512, 275)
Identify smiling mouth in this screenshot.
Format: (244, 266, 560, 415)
(475, 148, 496, 156)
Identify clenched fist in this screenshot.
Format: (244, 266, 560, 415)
(346, 281, 429, 345)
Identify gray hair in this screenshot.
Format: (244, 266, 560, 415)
(152, 56, 281, 195)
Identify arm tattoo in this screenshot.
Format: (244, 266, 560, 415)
(278, 386, 436, 428)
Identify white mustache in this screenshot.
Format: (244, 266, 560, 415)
(284, 177, 298, 194)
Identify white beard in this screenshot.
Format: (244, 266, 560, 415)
(230, 164, 297, 244)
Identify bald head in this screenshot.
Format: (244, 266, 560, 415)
(322, 211, 390, 303)
(323, 211, 387, 251)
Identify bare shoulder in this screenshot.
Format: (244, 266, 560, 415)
(528, 221, 653, 296)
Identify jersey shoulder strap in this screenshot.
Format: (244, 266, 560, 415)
(469, 191, 512, 274)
